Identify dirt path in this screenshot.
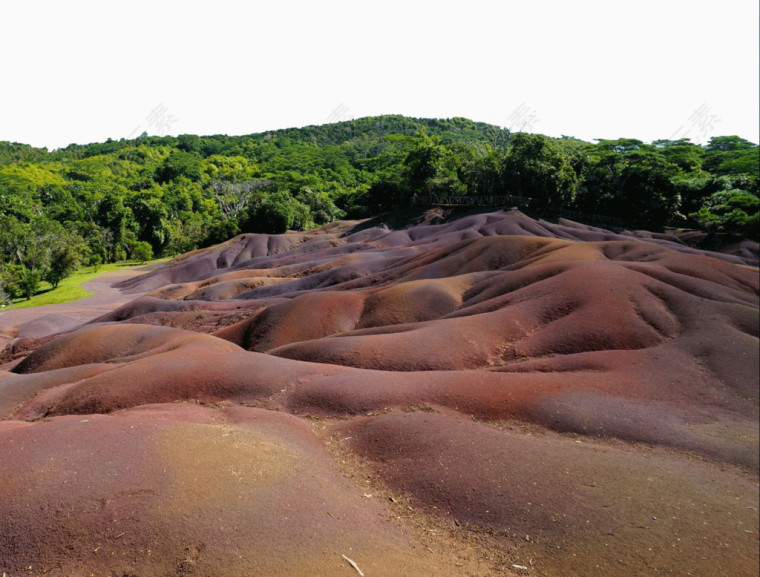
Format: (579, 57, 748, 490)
(0, 267, 149, 347)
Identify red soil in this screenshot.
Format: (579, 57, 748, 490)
(340, 411, 759, 576)
(0, 404, 473, 576)
(1, 209, 757, 576)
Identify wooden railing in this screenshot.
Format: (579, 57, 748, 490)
(557, 210, 623, 228)
(410, 194, 533, 208)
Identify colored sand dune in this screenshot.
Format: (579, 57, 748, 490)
(1, 210, 758, 576)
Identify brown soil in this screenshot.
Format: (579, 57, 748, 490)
(0, 267, 151, 361)
(0, 209, 757, 576)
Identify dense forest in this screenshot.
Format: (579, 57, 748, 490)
(0, 115, 757, 301)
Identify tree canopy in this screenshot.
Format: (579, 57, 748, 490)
(1, 115, 757, 301)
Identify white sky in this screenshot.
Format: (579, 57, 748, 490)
(1, 0, 758, 150)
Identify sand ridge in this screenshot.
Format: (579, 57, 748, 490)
(0, 209, 757, 576)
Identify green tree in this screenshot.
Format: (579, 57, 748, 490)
(129, 240, 154, 263)
(0, 216, 68, 275)
(89, 253, 103, 271)
(0, 264, 23, 300)
(156, 151, 202, 183)
(652, 139, 704, 173)
(580, 139, 679, 227)
(0, 215, 28, 265)
(501, 133, 577, 209)
(463, 149, 502, 196)
(19, 267, 41, 300)
(0, 216, 90, 293)
(691, 189, 759, 240)
(1, 265, 40, 300)
(403, 131, 466, 198)
(295, 186, 345, 225)
(211, 179, 272, 222)
(244, 192, 296, 234)
(94, 189, 129, 260)
(125, 188, 170, 254)
(44, 231, 90, 288)
(165, 218, 204, 256)
(703, 136, 759, 177)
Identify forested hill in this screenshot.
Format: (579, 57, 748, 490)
(0, 115, 757, 300)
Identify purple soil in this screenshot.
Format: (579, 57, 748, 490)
(1, 209, 757, 576)
(0, 266, 152, 358)
(339, 411, 759, 577)
(0, 404, 472, 576)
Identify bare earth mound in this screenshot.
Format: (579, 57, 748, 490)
(1, 209, 758, 577)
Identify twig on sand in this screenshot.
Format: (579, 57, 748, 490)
(342, 554, 365, 576)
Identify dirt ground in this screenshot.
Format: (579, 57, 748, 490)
(0, 267, 149, 345)
(0, 211, 757, 576)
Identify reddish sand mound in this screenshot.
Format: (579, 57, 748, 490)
(5, 324, 337, 419)
(117, 210, 756, 296)
(89, 295, 271, 337)
(13, 323, 239, 373)
(115, 229, 352, 292)
(266, 240, 756, 376)
(146, 271, 291, 301)
(340, 411, 759, 577)
(1, 209, 757, 577)
(0, 404, 475, 576)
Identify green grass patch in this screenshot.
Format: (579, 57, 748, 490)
(3, 259, 168, 310)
